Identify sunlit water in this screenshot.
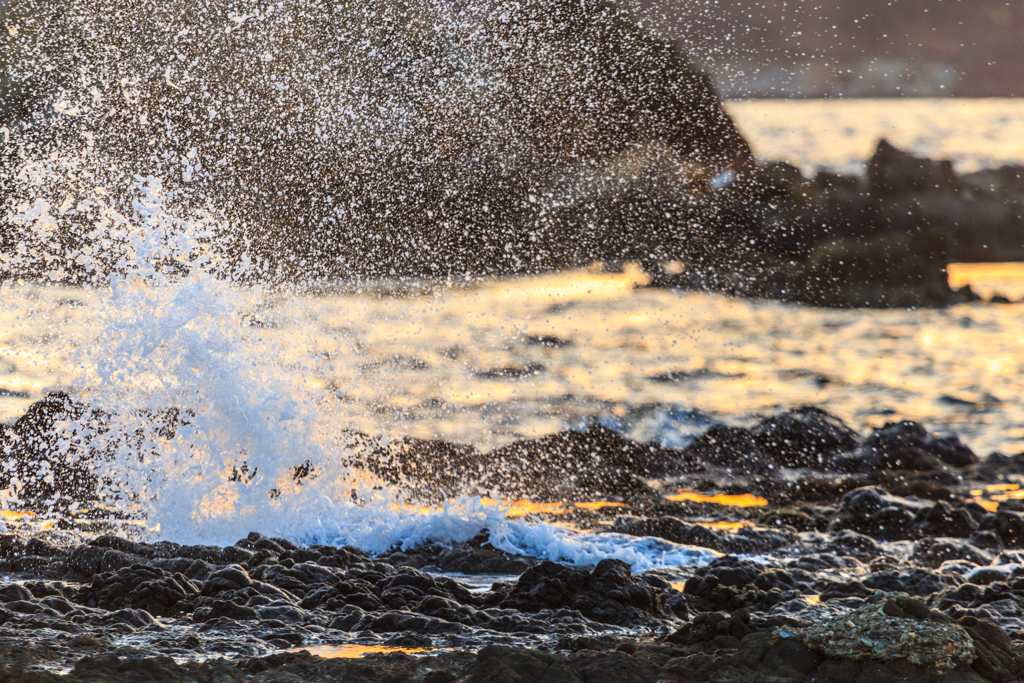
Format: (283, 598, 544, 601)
(3, 268, 1024, 458)
(726, 98, 1024, 175)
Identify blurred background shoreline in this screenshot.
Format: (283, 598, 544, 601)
(630, 0, 1022, 99)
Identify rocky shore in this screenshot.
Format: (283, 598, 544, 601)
(3, 396, 1024, 681)
(648, 138, 1024, 308)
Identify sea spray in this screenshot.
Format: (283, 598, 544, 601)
(0, 173, 721, 570)
(0, 0, 737, 570)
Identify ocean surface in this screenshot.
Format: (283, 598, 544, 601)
(725, 98, 1024, 176)
(3, 265, 1024, 458)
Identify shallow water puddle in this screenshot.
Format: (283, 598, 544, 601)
(664, 491, 768, 507)
(572, 501, 629, 512)
(696, 520, 755, 532)
(968, 482, 1024, 511)
(295, 644, 434, 659)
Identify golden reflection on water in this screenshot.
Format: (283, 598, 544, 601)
(3, 262, 1024, 458)
(726, 98, 1024, 175)
(665, 491, 768, 507)
(968, 482, 1024, 512)
(948, 263, 1024, 301)
(296, 644, 432, 659)
(573, 501, 628, 511)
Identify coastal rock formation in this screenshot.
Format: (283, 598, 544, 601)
(2, 396, 1024, 680)
(652, 139, 1021, 308)
(0, 0, 750, 284)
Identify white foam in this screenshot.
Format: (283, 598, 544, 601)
(5, 177, 718, 572)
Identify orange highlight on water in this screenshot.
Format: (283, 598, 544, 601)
(296, 644, 432, 659)
(665, 490, 768, 507)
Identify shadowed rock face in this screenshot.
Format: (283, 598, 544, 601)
(0, 0, 750, 283)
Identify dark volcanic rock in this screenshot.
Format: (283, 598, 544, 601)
(614, 517, 725, 550)
(78, 564, 198, 616)
(751, 406, 862, 469)
(677, 407, 862, 473)
(682, 556, 816, 613)
(379, 532, 538, 575)
(614, 517, 796, 555)
(667, 608, 752, 647)
(65, 546, 149, 579)
(681, 425, 774, 474)
(869, 138, 960, 196)
(500, 559, 665, 624)
(6, 0, 750, 283)
(358, 423, 691, 501)
(865, 421, 979, 468)
(914, 538, 994, 569)
(829, 486, 928, 540)
(485, 424, 691, 498)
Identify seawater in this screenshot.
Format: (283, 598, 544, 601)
(726, 98, 1024, 176)
(3, 81, 1023, 571)
(5, 266, 1024, 457)
(2, 259, 1024, 568)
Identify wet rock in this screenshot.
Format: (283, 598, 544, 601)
(64, 545, 149, 579)
(980, 511, 1024, 548)
(864, 421, 979, 468)
(362, 423, 691, 501)
(681, 425, 773, 474)
(821, 530, 886, 561)
(88, 535, 159, 559)
(254, 561, 341, 597)
(500, 559, 664, 625)
(254, 603, 310, 624)
(758, 506, 830, 532)
(192, 599, 259, 623)
(751, 406, 861, 469)
(23, 538, 65, 558)
(100, 608, 159, 630)
(299, 579, 381, 612)
(914, 501, 979, 538)
(862, 568, 963, 598)
(914, 538, 993, 569)
(0, 583, 33, 603)
(829, 486, 928, 540)
(614, 516, 724, 550)
(458, 645, 579, 683)
(78, 564, 198, 616)
(484, 424, 689, 498)
(201, 565, 253, 595)
(869, 138, 960, 196)
(682, 557, 806, 613)
(383, 535, 537, 575)
(667, 608, 751, 647)
(0, 535, 26, 559)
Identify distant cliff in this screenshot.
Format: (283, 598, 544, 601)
(634, 0, 1024, 98)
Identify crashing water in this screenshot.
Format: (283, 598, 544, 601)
(0, 169, 720, 571)
(0, 0, 738, 570)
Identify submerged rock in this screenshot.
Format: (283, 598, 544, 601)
(796, 593, 975, 672)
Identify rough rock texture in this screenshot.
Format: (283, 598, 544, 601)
(1, 0, 751, 284)
(797, 593, 975, 672)
(3, 400, 1024, 681)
